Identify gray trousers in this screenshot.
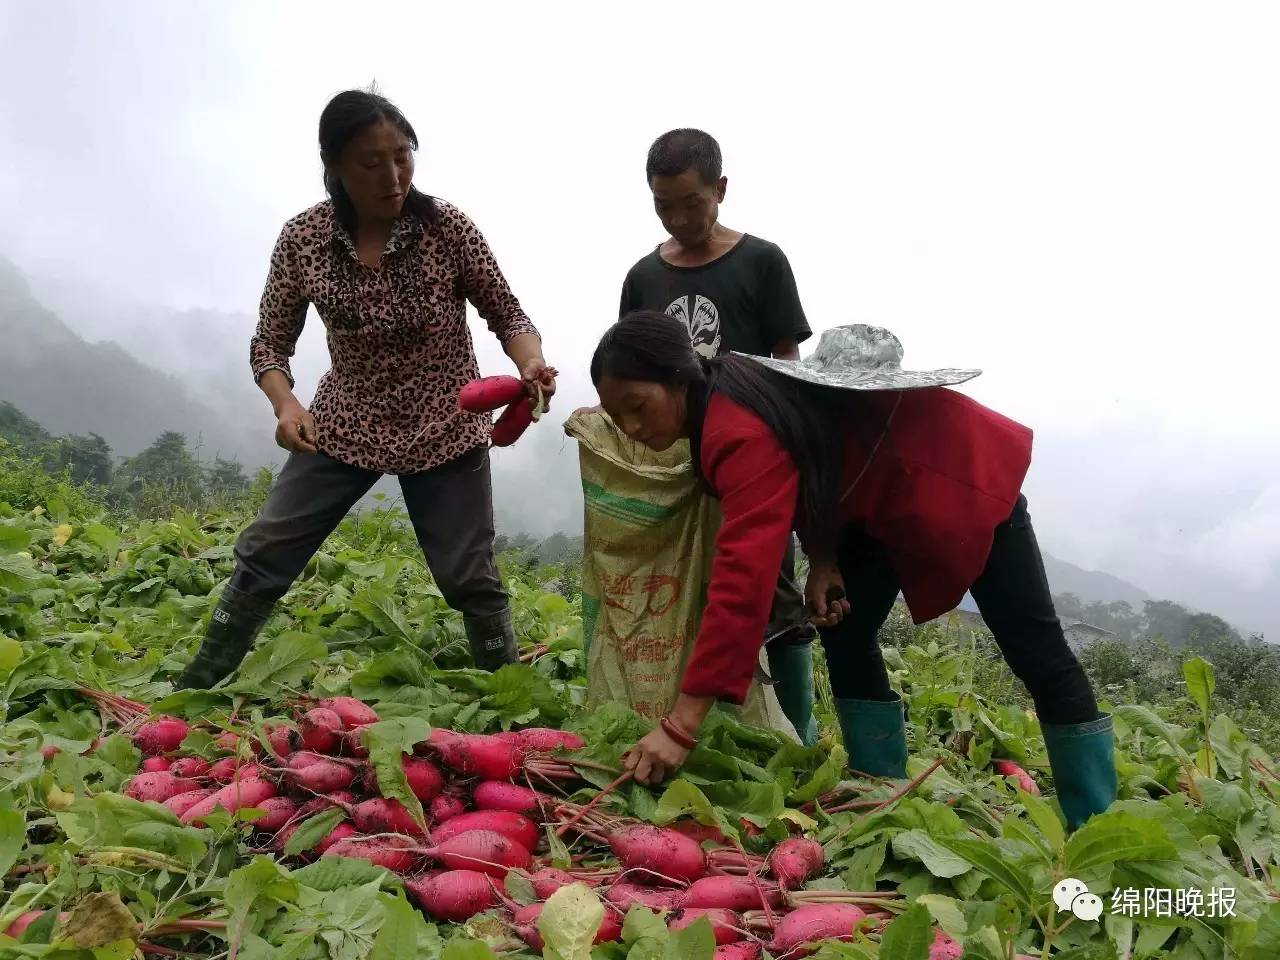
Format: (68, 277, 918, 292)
(229, 444, 507, 619)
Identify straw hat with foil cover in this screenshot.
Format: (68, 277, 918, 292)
(735, 324, 981, 391)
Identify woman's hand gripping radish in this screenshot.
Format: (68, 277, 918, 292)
(623, 694, 713, 785)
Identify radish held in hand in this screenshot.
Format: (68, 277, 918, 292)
(124, 772, 201, 804)
(769, 904, 867, 957)
(473, 780, 544, 817)
(317, 697, 379, 729)
(405, 869, 499, 922)
(670, 908, 743, 945)
(458, 375, 526, 413)
(431, 793, 467, 823)
(132, 716, 189, 756)
(164, 788, 215, 818)
(141, 756, 173, 773)
(181, 778, 277, 826)
(992, 760, 1040, 795)
(510, 728, 585, 753)
(300, 708, 343, 754)
(607, 825, 706, 885)
(168, 757, 211, 779)
(682, 876, 783, 912)
(767, 837, 825, 889)
(429, 810, 539, 852)
(490, 397, 534, 447)
(324, 834, 419, 872)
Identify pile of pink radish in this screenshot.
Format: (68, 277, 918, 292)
(115, 696, 981, 959)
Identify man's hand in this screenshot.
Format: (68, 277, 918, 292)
(274, 398, 318, 454)
(805, 560, 851, 629)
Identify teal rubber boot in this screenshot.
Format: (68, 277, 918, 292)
(176, 586, 274, 690)
(766, 639, 819, 747)
(1042, 714, 1117, 830)
(835, 696, 908, 779)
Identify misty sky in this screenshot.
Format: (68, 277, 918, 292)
(1, 2, 1277, 638)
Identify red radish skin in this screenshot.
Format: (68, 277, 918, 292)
(529, 868, 576, 899)
(324, 835, 420, 872)
(124, 772, 200, 804)
(433, 734, 526, 781)
(429, 810, 539, 852)
(405, 869, 500, 922)
(767, 837, 825, 889)
(283, 754, 357, 793)
(168, 757, 211, 779)
(365, 756, 445, 802)
(132, 716, 189, 756)
(208, 757, 263, 784)
(250, 797, 299, 832)
(317, 697, 379, 729)
(670, 908, 743, 945)
(425, 830, 532, 877)
(41, 745, 60, 760)
(992, 760, 1040, 795)
(213, 732, 244, 753)
(715, 945, 762, 960)
(181, 778, 277, 826)
(513, 901, 621, 949)
(3, 910, 68, 938)
(511, 728, 586, 752)
(263, 724, 300, 758)
(929, 929, 970, 960)
(164, 788, 215, 817)
(608, 825, 706, 885)
(473, 780, 544, 817)
(769, 904, 867, 957)
(490, 397, 534, 447)
(607, 882, 686, 912)
(141, 756, 173, 773)
(458, 376, 526, 413)
(431, 794, 467, 823)
(298, 790, 356, 819)
(682, 876, 784, 912)
(315, 821, 358, 855)
(672, 821, 729, 845)
(300, 708, 343, 754)
(351, 798, 427, 838)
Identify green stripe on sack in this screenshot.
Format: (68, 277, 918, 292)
(582, 481, 680, 526)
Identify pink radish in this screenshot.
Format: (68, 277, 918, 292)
(282, 753, 357, 793)
(365, 756, 445, 802)
(769, 904, 867, 957)
(423, 830, 532, 877)
(298, 790, 357, 819)
(405, 870, 500, 922)
(431, 733, 526, 781)
(992, 760, 1040, 795)
(528, 867, 576, 899)
(3, 910, 67, 938)
(164, 788, 215, 818)
(168, 757, 211, 779)
(315, 821, 358, 855)
(263, 723, 300, 757)
(511, 728, 585, 752)
(672, 820, 729, 845)
(683, 876, 784, 912)
(767, 837, 825, 889)
(490, 397, 534, 447)
(300, 708, 343, 753)
(41, 745, 60, 760)
(350, 798, 427, 838)
(473, 781, 544, 817)
(250, 797, 299, 832)
(431, 794, 467, 823)
(715, 945, 762, 960)
(141, 756, 173, 773)
(317, 697, 379, 729)
(213, 731, 245, 753)
(124, 772, 200, 804)
(429, 810, 539, 852)
(209, 757, 263, 784)
(132, 716, 189, 755)
(929, 929, 965, 959)
(670, 908, 743, 945)
(607, 882, 686, 912)
(511, 901, 621, 950)
(180, 778, 277, 826)
(324, 835, 420, 872)
(458, 376, 526, 413)
(607, 825, 706, 885)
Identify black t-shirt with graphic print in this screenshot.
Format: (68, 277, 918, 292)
(618, 235, 812, 359)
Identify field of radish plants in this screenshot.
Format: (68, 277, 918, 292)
(3, 490, 1280, 960)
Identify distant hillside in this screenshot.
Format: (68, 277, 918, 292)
(0, 256, 276, 467)
(1042, 554, 1151, 608)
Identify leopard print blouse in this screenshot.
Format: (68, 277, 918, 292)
(250, 198, 539, 475)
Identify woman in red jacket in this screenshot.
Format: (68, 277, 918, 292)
(591, 311, 1115, 829)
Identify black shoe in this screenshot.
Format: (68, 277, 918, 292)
(464, 608, 518, 672)
(175, 586, 274, 690)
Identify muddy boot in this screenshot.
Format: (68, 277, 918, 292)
(835, 696, 909, 779)
(465, 608, 518, 672)
(175, 586, 274, 690)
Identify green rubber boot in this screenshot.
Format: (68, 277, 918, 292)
(835, 696, 908, 779)
(464, 608, 519, 672)
(175, 586, 274, 690)
(1042, 713, 1117, 830)
(766, 638, 819, 746)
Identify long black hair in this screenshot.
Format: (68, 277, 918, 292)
(591, 311, 844, 530)
(318, 88, 439, 233)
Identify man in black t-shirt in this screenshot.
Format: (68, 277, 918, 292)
(617, 128, 819, 745)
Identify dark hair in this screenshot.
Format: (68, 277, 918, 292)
(645, 129, 723, 185)
(591, 311, 841, 530)
(319, 88, 438, 232)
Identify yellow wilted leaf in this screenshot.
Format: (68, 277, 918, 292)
(30, 505, 45, 517)
(46, 784, 75, 811)
(56, 891, 138, 949)
(51, 523, 73, 547)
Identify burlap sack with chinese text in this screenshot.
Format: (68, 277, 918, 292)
(565, 409, 798, 740)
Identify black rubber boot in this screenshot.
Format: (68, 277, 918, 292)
(175, 586, 275, 690)
(464, 608, 519, 672)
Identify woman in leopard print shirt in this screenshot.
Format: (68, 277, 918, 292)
(178, 89, 557, 690)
